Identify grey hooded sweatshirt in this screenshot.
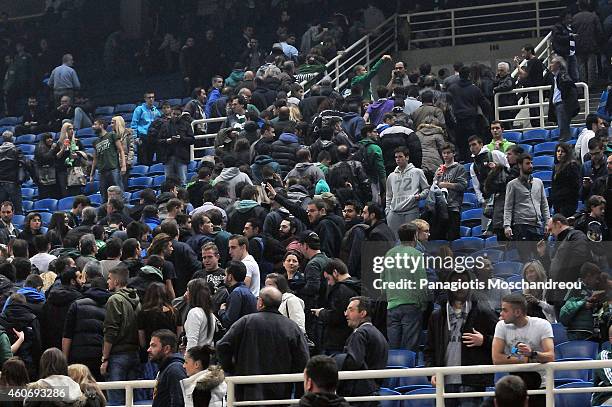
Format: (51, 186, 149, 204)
(214, 167, 253, 200)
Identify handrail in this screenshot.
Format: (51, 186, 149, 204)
(511, 31, 553, 78)
(190, 117, 227, 161)
(403, 0, 562, 16)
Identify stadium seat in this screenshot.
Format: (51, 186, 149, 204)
(148, 163, 165, 175)
(77, 127, 95, 138)
(554, 361, 591, 382)
(394, 385, 432, 394)
(39, 212, 52, 226)
(15, 134, 36, 144)
(472, 248, 504, 263)
(382, 367, 408, 389)
(549, 128, 562, 140)
(94, 106, 114, 116)
(387, 350, 416, 368)
(504, 249, 521, 261)
(423, 240, 449, 255)
(22, 200, 33, 212)
(493, 261, 523, 278)
(114, 103, 136, 113)
(471, 225, 482, 237)
(57, 197, 75, 211)
(451, 237, 484, 253)
(459, 226, 471, 237)
(12, 214, 25, 228)
(167, 98, 182, 106)
(186, 172, 196, 182)
(485, 235, 500, 249)
(181, 97, 191, 105)
(518, 144, 533, 154)
(463, 163, 471, 174)
(532, 155, 554, 171)
(153, 175, 166, 187)
(503, 131, 521, 144)
(396, 374, 430, 389)
(551, 323, 568, 345)
(533, 142, 557, 156)
(570, 127, 582, 139)
(188, 161, 198, 172)
(129, 165, 149, 177)
(505, 274, 523, 292)
(88, 194, 103, 206)
(379, 387, 401, 407)
(403, 387, 435, 407)
(83, 181, 99, 195)
(520, 129, 548, 144)
(554, 381, 593, 407)
(80, 138, 96, 148)
(533, 171, 552, 188)
(555, 340, 599, 360)
(460, 208, 482, 227)
(461, 193, 478, 211)
(21, 188, 35, 200)
(0, 117, 21, 126)
(32, 198, 57, 212)
(19, 145, 35, 155)
(466, 178, 474, 192)
(121, 113, 133, 122)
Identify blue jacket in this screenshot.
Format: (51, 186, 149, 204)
(342, 112, 366, 142)
(152, 353, 187, 407)
(250, 155, 281, 183)
(131, 103, 161, 137)
(219, 282, 256, 329)
(205, 88, 222, 117)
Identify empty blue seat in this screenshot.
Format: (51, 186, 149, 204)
(32, 198, 57, 212)
(451, 237, 484, 253)
(570, 127, 582, 139)
(555, 340, 599, 360)
(551, 323, 568, 345)
(88, 194, 102, 206)
(94, 106, 114, 116)
(128, 177, 153, 191)
(461, 193, 478, 211)
(58, 197, 75, 211)
(21, 188, 35, 199)
(533, 170, 552, 187)
(129, 165, 149, 177)
(460, 208, 482, 227)
(83, 181, 99, 195)
(15, 134, 36, 144)
(12, 214, 25, 228)
(181, 97, 191, 105)
(518, 144, 533, 154)
(387, 350, 416, 368)
(471, 225, 482, 237)
(382, 367, 408, 389)
(493, 261, 523, 278)
(484, 235, 501, 249)
(533, 142, 557, 156)
(121, 113, 133, 122)
(167, 98, 183, 106)
(80, 138, 96, 148)
(549, 128, 562, 140)
(0, 117, 21, 126)
(503, 131, 521, 143)
(148, 163, 165, 175)
(22, 201, 33, 212)
(463, 163, 471, 174)
(466, 178, 474, 192)
(395, 384, 432, 394)
(114, 103, 136, 113)
(379, 388, 401, 407)
(153, 175, 166, 187)
(532, 155, 554, 170)
(554, 362, 590, 382)
(403, 387, 435, 407)
(472, 248, 504, 263)
(520, 129, 548, 144)
(554, 381, 593, 407)
(188, 161, 198, 172)
(459, 226, 471, 237)
(19, 145, 35, 155)
(77, 127, 95, 138)
(39, 212, 52, 226)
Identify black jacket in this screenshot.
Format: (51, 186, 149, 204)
(152, 353, 187, 407)
(166, 240, 202, 297)
(493, 74, 516, 108)
(158, 115, 195, 163)
(227, 203, 269, 235)
(319, 278, 361, 351)
(299, 392, 351, 407)
(379, 126, 423, 175)
(63, 287, 110, 363)
(551, 22, 572, 57)
(551, 161, 580, 209)
(252, 85, 277, 111)
(271, 133, 300, 176)
(41, 284, 83, 350)
(448, 78, 491, 119)
(0, 302, 41, 378)
(547, 70, 580, 123)
(424, 300, 498, 387)
(0, 142, 26, 182)
(122, 258, 145, 278)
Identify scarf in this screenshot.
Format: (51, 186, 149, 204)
(64, 139, 79, 167)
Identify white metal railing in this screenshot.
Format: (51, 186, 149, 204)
(494, 82, 590, 130)
(190, 117, 227, 161)
(301, 14, 398, 94)
(97, 379, 155, 407)
(224, 360, 612, 407)
(402, 0, 563, 49)
(511, 31, 553, 79)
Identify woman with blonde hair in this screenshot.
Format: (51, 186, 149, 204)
(288, 104, 302, 122)
(522, 260, 556, 323)
(55, 121, 86, 197)
(67, 364, 106, 406)
(111, 115, 135, 189)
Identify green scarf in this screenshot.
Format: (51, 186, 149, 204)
(64, 139, 79, 167)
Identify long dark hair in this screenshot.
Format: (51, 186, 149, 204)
(142, 282, 176, 314)
(187, 278, 213, 313)
(39, 348, 68, 378)
(23, 212, 42, 234)
(186, 345, 215, 371)
(554, 142, 576, 178)
(0, 357, 29, 386)
(48, 212, 69, 236)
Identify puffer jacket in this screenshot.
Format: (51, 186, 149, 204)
(42, 284, 83, 350)
(0, 141, 26, 182)
(180, 365, 227, 407)
(271, 132, 300, 176)
(250, 155, 281, 184)
(341, 112, 365, 141)
(415, 124, 445, 174)
(285, 162, 325, 185)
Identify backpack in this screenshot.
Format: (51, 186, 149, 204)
(328, 161, 372, 204)
(352, 144, 378, 179)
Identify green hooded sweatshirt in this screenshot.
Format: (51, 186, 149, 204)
(104, 287, 141, 354)
(350, 58, 386, 101)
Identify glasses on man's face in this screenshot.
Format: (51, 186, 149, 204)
(145, 96, 155, 99)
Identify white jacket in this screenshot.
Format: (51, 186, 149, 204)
(279, 292, 306, 332)
(185, 307, 215, 350)
(181, 365, 227, 407)
(575, 128, 594, 163)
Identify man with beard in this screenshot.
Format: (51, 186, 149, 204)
(157, 106, 195, 186)
(90, 118, 127, 201)
(183, 87, 207, 135)
(148, 329, 186, 407)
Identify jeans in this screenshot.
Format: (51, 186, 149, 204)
(555, 102, 571, 141)
(387, 304, 423, 351)
(165, 156, 188, 185)
(73, 107, 92, 130)
(98, 168, 123, 202)
(387, 209, 419, 240)
(106, 352, 143, 405)
(444, 384, 483, 407)
(0, 182, 21, 214)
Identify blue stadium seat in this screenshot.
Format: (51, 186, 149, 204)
(555, 340, 599, 360)
(15, 134, 36, 144)
(554, 361, 590, 382)
(471, 225, 482, 237)
(484, 235, 499, 248)
(122, 191, 132, 202)
(379, 388, 401, 407)
(12, 214, 24, 228)
(403, 387, 435, 407)
(129, 165, 149, 177)
(114, 103, 136, 113)
(518, 144, 533, 154)
(148, 163, 165, 175)
(167, 98, 182, 106)
(532, 155, 554, 171)
(459, 226, 471, 237)
(58, 197, 75, 211)
(533, 170, 552, 187)
(451, 237, 484, 253)
(472, 248, 504, 263)
(395, 385, 432, 394)
(88, 194, 102, 206)
(153, 175, 166, 187)
(77, 127, 95, 138)
(505, 274, 523, 292)
(387, 350, 416, 368)
(460, 208, 482, 227)
(461, 193, 478, 211)
(533, 142, 557, 156)
(493, 261, 523, 278)
(466, 178, 474, 192)
(520, 129, 548, 144)
(39, 212, 52, 226)
(21, 188, 35, 200)
(570, 127, 582, 139)
(551, 323, 568, 345)
(22, 201, 33, 212)
(554, 381, 593, 407)
(0, 116, 21, 126)
(32, 198, 57, 212)
(121, 113, 133, 122)
(504, 249, 521, 261)
(128, 177, 153, 191)
(382, 367, 408, 389)
(188, 161, 198, 172)
(463, 163, 471, 174)
(503, 131, 521, 144)
(80, 138, 96, 148)
(94, 106, 114, 116)
(181, 97, 191, 105)
(84, 181, 99, 195)
(19, 145, 35, 155)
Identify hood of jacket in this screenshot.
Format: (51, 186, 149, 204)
(47, 284, 83, 307)
(83, 287, 112, 306)
(217, 167, 241, 181)
(237, 199, 260, 213)
(457, 78, 473, 87)
(394, 163, 415, 174)
(0, 302, 36, 326)
(115, 287, 140, 308)
(0, 142, 16, 155)
(300, 392, 350, 407)
(159, 352, 185, 373)
(253, 155, 275, 166)
(37, 375, 83, 402)
(193, 365, 225, 392)
(334, 278, 362, 294)
(380, 125, 414, 137)
(416, 123, 445, 136)
(138, 265, 163, 281)
(227, 70, 245, 82)
(342, 112, 360, 121)
(279, 132, 299, 143)
(16, 286, 45, 304)
(369, 98, 389, 109)
(294, 162, 318, 173)
(358, 138, 378, 148)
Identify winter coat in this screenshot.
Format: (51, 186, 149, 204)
(213, 167, 253, 200)
(319, 278, 361, 351)
(552, 22, 572, 57)
(285, 162, 325, 185)
(327, 160, 372, 204)
(271, 132, 300, 176)
(152, 353, 187, 407)
(250, 155, 281, 184)
(63, 287, 110, 363)
(299, 392, 351, 407)
(379, 125, 423, 175)
(424, 299, 498, 387)
(447, 78, 491, 119)
(547, 71, 580, 124)
(357, 138, 386, 188)
(433, 162, 468, 211)
(167, 240, 203, 297)
(158, 115, 195, 163)
(217, 309, 309, 402)
(366, 98, 395, 126)
(551, 161, 581, 210)
(415, 124, 445, 174)
(103, 287, 141, 354)
(573, 10, 603, 54)
(227, 200, 269, 235)
(41, 284, 83, 350)
(0, 141, 26, 182)
(0, 302, 41, 378)
(180, 365, 227, 407)
(386, 164, 430, 214)
(341, 113, 365, 142)
(279, 292, 306, 333)
(544, 228, 591, 296)
(218, 282, 257, 329)
(24, 375, 83, 407)
(251, 86, 277, 111)
(411, 104, 446, 129)
(493, 74, 516, 108)
(128, 265, 163, 300)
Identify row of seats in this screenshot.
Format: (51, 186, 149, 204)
(504, 127, 584, 144)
